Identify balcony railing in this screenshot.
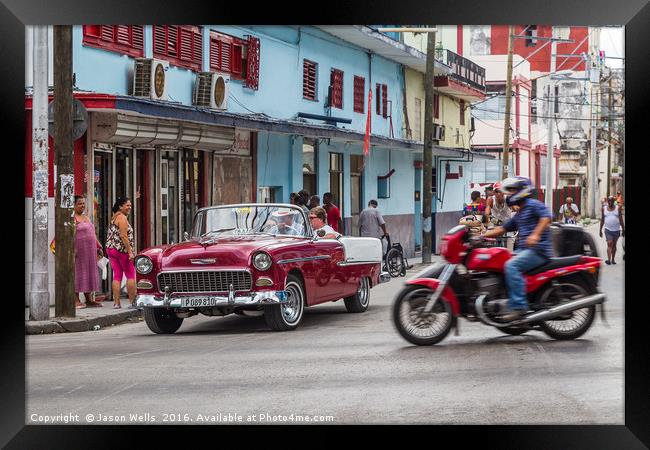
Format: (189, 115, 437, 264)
(436, 48, 486, 92)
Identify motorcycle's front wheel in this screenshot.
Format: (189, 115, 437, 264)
(537, 278, 597, 340)
(392, 285, 453, 345)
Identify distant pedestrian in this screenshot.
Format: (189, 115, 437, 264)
(308, 195, 320, 209)
(359, 199, 389, 254)
(559, 197, 580, 224)
(106, 197, 136, 308)
(323, 192, 341, 233)
(616, 191, 624, 211)
(600, 196, 625, 265)
(289, 192, 300, 205)
(294, 190, 310, 214)
(73, 195, 104, 308)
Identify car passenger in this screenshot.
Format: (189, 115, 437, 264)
(268, 210, 304, 236)
(309, 207, 341, 239)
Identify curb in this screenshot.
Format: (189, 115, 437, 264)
(25, 309, 142, 335)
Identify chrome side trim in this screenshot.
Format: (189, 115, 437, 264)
(277, 255, 331, 264)
(337, 260, 381, 266)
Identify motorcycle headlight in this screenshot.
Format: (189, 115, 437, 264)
(253, 252, 272, 271)
(135, 256, 153, 275)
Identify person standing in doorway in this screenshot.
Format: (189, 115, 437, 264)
(600, 196, 625, 265)
(73, 195, 104, 308)
(106, 197, 136, 308)
(323, 192, 341, 233)
(359, 199, 389, 254)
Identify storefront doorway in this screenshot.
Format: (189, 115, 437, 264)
(329, 152, 344, 233)
(350, 155, 364, 236)
(160, 150, 179, 245)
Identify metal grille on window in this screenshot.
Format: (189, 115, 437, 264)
(303, 60, 317, 100)
(330, 69, 343, 109)
(353, 76, 365, 113)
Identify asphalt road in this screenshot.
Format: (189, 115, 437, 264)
(26, 224, 624, 425)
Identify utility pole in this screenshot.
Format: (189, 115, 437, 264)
(501, 25, 515, 180)
(29, 26, 50, 321)
(545, 26, 557, 207)
(606, 76, 612, 198)
(53, 25, 76, 317)
(589, 73, 599, 219)
(422, 28, 437, 264)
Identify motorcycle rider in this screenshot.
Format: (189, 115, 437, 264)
(482, 177, 553, 321)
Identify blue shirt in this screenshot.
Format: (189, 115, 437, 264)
(503, 198, 553, 258)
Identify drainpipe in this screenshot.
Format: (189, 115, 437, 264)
(29, 25, 50, 321)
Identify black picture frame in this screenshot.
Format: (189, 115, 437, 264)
(3, 0, 647, 447)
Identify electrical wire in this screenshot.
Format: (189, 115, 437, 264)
(471, 105, 625, 121)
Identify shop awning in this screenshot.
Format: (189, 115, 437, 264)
(91, 110, 235, 151)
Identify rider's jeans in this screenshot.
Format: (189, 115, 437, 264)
(504, 248, 548, 311)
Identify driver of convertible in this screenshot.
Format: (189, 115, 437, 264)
(482, 177, 553, 321)
(268, 210, 303, 236)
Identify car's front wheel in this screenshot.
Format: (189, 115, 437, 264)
(264, 275, 305, 331)
(143, 307, 184, 334)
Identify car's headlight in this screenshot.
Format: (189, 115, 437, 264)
(253, 252, 272, 271)
(135, 256, 153, 274)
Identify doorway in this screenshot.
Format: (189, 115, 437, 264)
(160, 150, 179, 245)
(350, 155, 364, 236)
(329, 152, 344, 233)
(414, 165, 422, 250)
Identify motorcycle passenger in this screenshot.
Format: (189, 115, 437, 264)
(482, 177, 553, 321)
(485, 183, 513, 248)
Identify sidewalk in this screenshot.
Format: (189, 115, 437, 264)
(25, 299, 143, 335)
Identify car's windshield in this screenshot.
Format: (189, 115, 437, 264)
(191, 205, 308, 238)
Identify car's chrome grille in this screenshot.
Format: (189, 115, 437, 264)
(157, 271, 252, 293)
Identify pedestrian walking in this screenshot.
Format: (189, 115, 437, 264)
(559, 197, 580, 224)
(599, 196, 625, 265)
(106, 197, 136, 308)
(322, 192, 341, 233)
(308, 195, 320, 209)
(73, 195, 104, 308)
(359, 199, 389, 254)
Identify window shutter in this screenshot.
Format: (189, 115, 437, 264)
(100, 25, 114, 42)
(232, 44, 243, 76)
(84, 25, 101, 38)
(245, 35, 260, 90)
(153, 25, 167, 56)
(376, 83, 381, 115)
(179, 27, 193, 61)
(193, 28, 203, 70)
(132, 25, 144, 50)
(353, 76, 364, 113)
(115, 25, 130, 45)
(382, 84, 388, 118)
(221, 39, 232, 73)
(303, 60, 316, 100)
(210, 35, 219, 70)
(167, 25, 178, 56)
(330, 69, 343, 109)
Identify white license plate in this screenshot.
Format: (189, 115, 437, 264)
(180, 296, 222, 307)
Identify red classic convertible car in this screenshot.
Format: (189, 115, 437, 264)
(135, 203, 389, 333)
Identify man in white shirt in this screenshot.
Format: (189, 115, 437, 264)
(559, 197, 580, 224)
(308, 207, 340, 239)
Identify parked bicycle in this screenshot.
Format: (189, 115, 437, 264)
(383, 235, 412, 278)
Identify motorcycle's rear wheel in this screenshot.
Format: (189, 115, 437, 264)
(392, 285, 453, 345)
(537, 279, 597, 340)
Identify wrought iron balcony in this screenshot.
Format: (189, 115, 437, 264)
(435, 48, 486, 92)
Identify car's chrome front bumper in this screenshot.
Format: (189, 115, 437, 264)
(136, 289, 289, 308)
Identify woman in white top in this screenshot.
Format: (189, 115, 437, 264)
(599, 196, 625, 265)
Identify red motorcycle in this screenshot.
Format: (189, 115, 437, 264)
(393, 224, 606, 345)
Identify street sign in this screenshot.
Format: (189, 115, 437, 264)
(48, 98, 88, 141)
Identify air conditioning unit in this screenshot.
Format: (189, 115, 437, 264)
(432, 124, 445, 141)
(133, 58, 169, 101)
(193, 72, 229, 110)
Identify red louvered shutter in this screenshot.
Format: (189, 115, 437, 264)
(153, 25, 167, 56)
(330, 69, 343, 109)
(193, 27, 203, 71)
(303, 60, 316, 100)
(221, 39, 232, 73)
(167, 26, 178, 57)
(100, 25, 114, 42)
(382, 84, 388, 118)
(245, 35, 260, 90)
(179, 27, 193, 61)
(232, 44, 243, 77)
(210, 34, 219, 71)
(115, 25, 130, 45)
(353, 76, 364, 113)
(132, 26, 144, 50)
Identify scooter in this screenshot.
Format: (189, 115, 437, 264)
(392, 224, 606, 345)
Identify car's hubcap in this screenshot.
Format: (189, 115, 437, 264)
(358, 277, 369, 307)
(282, 281, 303, 324)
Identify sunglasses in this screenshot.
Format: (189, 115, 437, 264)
(309, 216, 318, 220)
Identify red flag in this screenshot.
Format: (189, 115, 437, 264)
(363, 88, 373, 156)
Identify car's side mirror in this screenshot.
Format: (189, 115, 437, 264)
(183, 232, 190, 241)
